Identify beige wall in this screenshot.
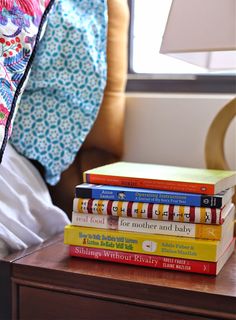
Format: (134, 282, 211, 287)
(123, 93, 236, 170)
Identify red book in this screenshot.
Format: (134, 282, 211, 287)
(69, 238, 235, 275)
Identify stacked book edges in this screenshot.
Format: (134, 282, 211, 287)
(68, 234, 235, 276)
(64, 162, 236, 275)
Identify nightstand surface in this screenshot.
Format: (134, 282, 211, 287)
(2, 233, 236, 320)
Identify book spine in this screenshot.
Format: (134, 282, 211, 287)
(69, 246, 217, 275)
(73, 198, 223, 224)
(71, 212, 222, 240)
(84, 173, 215, 195)
(75, 185, 224, 208)
(64, 225, 220, 261)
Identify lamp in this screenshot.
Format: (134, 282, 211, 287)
(159, 0, 236, 163)
(159, 0, 236, 70)
(159, 0, 236, 203)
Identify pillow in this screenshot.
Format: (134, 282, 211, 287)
(0, 142, 69, 253)
(10, 0, 108, 185)
(0, 0, 55, 162)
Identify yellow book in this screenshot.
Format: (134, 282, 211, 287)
(64, 221, 234, 262)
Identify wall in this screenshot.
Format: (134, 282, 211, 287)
(123, 93, 236, 170)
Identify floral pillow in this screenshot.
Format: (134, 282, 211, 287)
(0, 0, 54, 162)
(10, 0, 108, 185)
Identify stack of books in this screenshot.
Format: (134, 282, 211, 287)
(64, 162, 236, 275)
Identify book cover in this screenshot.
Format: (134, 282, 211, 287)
(83, 161, 236, 195)
(75, 183, 234, 209)
(69, 238, 235, 275)
(73, 198, 232, 224)
(71, 203, 235, 240)
(64, 223, 234, 262)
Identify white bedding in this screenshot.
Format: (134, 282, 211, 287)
(0, 143, 70, 258)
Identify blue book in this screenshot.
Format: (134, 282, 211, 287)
(75, 183, 234, 208)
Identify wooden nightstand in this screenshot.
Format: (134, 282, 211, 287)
(1, 233, 236, 320)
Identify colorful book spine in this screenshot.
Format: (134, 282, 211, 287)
(69, 238, 235, 275)
(84, 171, 215, 195)
(73, 198, 231, 224)
(71, 204, 234, 240)
(75, 183, 234, 208)
(83, 162, 236, 195)
(64, 225, 234, 262)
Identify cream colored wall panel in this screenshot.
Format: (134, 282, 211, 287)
(123, 94, 236, 170)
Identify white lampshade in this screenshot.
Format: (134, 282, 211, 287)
(160, 0, 236, 70)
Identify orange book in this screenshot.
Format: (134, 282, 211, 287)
(83, 162, 236, 195)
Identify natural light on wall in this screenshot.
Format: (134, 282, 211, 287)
(131, 0, 221, 74)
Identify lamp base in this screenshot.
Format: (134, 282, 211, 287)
(205, 97, 236, 204)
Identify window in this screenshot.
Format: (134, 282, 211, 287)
(126, 0, 236, 93)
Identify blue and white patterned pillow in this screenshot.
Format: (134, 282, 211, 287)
(11, 0, 108, 185)
(0, 0, 54, 162)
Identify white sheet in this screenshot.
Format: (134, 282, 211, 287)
(0, 143, 70, 257)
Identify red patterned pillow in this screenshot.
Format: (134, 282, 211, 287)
(0, 0, 54, 161)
